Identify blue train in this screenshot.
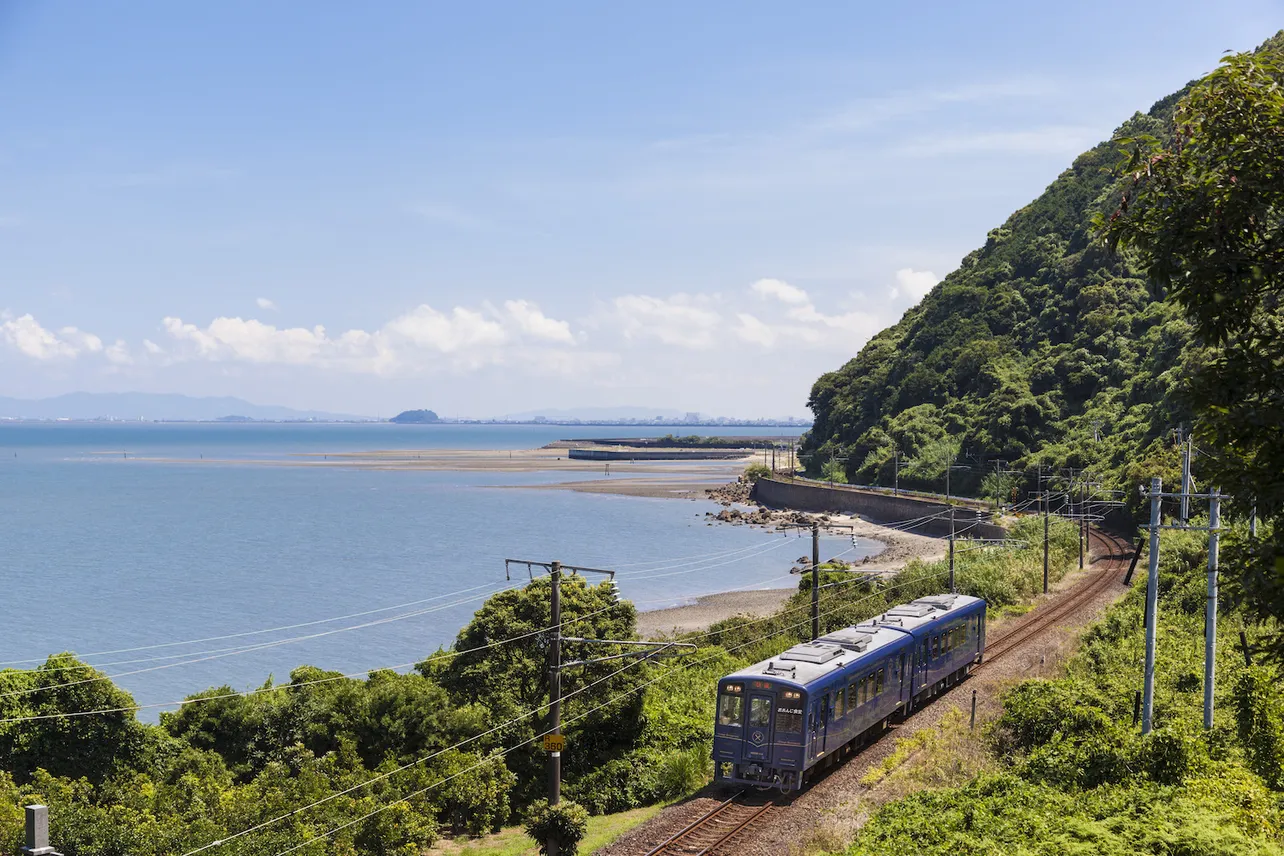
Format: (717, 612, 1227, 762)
(712, 593, 986, 792)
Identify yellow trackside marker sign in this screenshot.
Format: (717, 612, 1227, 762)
(543, 734, 565, 752)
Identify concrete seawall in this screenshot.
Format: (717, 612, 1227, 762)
(567, 448, 749, 461)
(753, 477, 1007, 540)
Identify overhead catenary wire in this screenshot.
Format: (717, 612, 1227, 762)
(7, 532, 801, 674)
(5, 537, 799, 689)
(0, 568, 808, 725)
(258, 572, 952, 855)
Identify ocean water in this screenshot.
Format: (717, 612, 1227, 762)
(0, 423, 868, 718)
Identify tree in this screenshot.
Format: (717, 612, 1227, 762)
(523, 799, 589, 856)
(1099, 35, 1284, 653)
(0, 654, 148, 784)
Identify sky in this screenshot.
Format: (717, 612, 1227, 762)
(1, 2, 1280, 418)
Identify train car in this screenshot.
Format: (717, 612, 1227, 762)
(711, 593, 985, 792)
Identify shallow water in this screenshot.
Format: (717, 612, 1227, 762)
(0, 423, 865, 718)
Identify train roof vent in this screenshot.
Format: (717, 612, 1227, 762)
(778, 642, 844, 664)
(914, 595, 959, 610)
(817, 628, 874, 652)
(885, 603, 935, 618)
(763, 660, 797, 676)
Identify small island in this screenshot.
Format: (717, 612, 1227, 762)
(389, 409, 440, 424)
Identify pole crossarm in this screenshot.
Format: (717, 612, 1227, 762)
(505, 559, 617, 581)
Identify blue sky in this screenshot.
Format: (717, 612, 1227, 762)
(2, 2, 1279, 418)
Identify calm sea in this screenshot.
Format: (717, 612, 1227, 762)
(0, 423, 871, 718)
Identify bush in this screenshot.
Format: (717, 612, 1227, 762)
(743, 463, 771, 483)
(657, 747, 711, 798)
(821, 457, 848, 483)
(524, 799, 589, 856)
(564, 752, 660, 815)
(1232, 666, 1284, 789)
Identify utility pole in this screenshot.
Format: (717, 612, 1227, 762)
(949, 502, 956, 593)
(1143, 476, 1161, 735)
(1204, 488, 1221, 730)
(811, 522, 821, 640)
(504, 558, 623, 856)
(1079, 480, 1086, 570)
(893, 449, 900, 496)
(1043, 492, 1050, 594)
(1180, 436, 1192, 522)
(548, 561, 562, 815)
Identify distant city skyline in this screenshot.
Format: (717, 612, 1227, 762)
(2, 3, 1279, 416)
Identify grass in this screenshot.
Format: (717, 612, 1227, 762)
(429, 802, 670, 856)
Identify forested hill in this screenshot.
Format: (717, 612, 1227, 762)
(801, 88, 1205, 497)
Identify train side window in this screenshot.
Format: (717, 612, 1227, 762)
(849, 681, 859, 705)
(749, 696, 771, 728)
(876, 668, 885, 695)
(835, 688, 846, 718)
(932, 635, 940, 658)
(718, 694, 743, 726)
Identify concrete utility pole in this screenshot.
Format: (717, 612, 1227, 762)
(1079, 480, 1086, 570)
(949, 503, 956, 593)
(548, 561, 562, 815)
(1181, 436, 1193, 522)
(893, 449, 900, 496)
(811, 522, 821, 640)
(1043, 493, 1050, 594)
(1204, 488, 1221, 730)
(1143, 477, 1162, 735)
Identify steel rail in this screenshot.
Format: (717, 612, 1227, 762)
(642, 792, 775, 856)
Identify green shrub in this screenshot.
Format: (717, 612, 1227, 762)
(563, 752, 660, 815)
(1233, 666, 1284, 790)
(657, 747, 711, 798)
(743, 463, 771, 483)
(524, 799, 589, 856)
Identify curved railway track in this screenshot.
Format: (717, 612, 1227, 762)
(979, 528, 1131, 665)
(642, 792, 775, 856)
(630, 528, 1133, 856)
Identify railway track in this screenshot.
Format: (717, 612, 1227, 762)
(979, 528, 1131, 665)
(628, 529, 1133, 856)
(642, 791, 775, 856)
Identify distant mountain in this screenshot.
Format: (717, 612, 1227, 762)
(390, 409, 440, 424)
(0, 393, 373, 422)
(501, 406, 687, 421)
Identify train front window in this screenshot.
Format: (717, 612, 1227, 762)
(776, 710, 802, 732)
(718, 693, 743, 726)
(748, 696, 771, 728)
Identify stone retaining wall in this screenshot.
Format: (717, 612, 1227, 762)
(753, 477, 1007, 540)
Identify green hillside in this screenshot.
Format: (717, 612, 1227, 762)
(801, 91, 1204, 497)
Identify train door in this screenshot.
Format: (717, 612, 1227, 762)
(743, 693, 774, 762)
(897, 652, 907, 704)
(808, 692, 829, 758)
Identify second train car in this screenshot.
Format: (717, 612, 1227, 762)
(712, 593, 985, 792)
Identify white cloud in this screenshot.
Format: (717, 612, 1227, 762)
(751, 278, 810, 305)
(0, 313, 102, 360)
(608, 294, 723, 349)
(888, 268, 940, 302)
(256, 297, 278, 311)
(158, 300, 579, 376)
(502, 300, 574, 344)
(733, 313, 778, 347)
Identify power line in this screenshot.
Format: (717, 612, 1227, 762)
(263, 572, 951, 855)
